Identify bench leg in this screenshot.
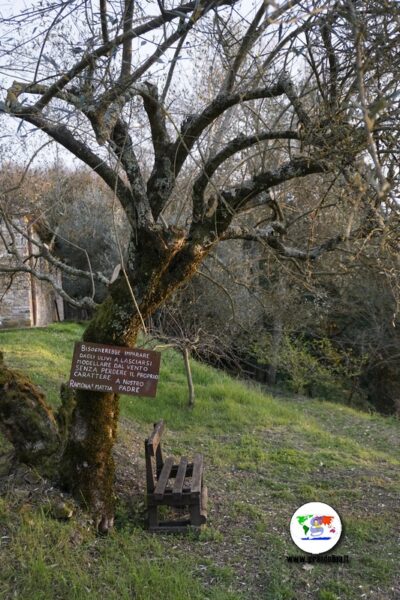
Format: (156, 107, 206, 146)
(189, 498, 206, 527)
(189, 503, 201, 527)
(148, 505, 158, 531)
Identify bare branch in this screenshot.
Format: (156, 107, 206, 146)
(0, 214, 110, 287)
(261, 19, 313, 75)
(5, 81, 82, 110)
(279, 74, 311, 128)
(0, 141, 54, 194)
(197, 269, 236, 319)
(220, 157, 329, 211)
(220, 223, 344, 260)
(100, 0, 109, 44)
(120, 0, 135, 80)
(23, 0, 238, 113)
(192, 129, 299, 220)
(96, 19, 196, 112)
(222, 2, 268, 93)
(140, 84, 170, 155)
(347, 1, 391, 200)
(0, 214, 99, 309)
(161, 23, 188, 103)
(1, 102, 137, 227)
(110, 119, 155, 227)
(171, 82, 289, 174)
(0, 262, 98, 310)
(320, 17, 338, 110)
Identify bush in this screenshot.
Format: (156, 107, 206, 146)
(254, 333, 367, 402)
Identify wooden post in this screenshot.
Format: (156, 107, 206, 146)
(182, 346, 195, 407)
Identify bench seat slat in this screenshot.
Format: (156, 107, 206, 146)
(154, 456, 174, 500)
(190, 453, 203, 498)
(172, 456, 188, 499)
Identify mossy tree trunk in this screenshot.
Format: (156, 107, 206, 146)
(61, 388, 120, 532)
(0, 352, 60, 465)
(60, 279, 141, 533)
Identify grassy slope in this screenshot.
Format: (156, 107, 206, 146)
(0, 323, 399, 600)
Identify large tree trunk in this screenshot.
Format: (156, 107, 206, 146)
(61, 277, 143, 533)
(61, 388, 120, 532)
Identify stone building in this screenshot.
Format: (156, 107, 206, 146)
(0, 218, 64, 328)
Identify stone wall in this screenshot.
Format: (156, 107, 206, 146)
(0, 226, 32, 327)
(0, 272, 32, 328)
(34, 262, 65, 327)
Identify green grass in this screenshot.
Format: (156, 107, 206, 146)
(1, 323, 399, 600)
(0, 322, 83, 405)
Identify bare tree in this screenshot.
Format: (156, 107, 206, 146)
(147, 294, 243, 407)
(0, 0, 399, 530)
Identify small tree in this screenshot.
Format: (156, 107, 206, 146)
(148, 296, 242, 406)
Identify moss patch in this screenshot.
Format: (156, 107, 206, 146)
(0, 357, 59, 464)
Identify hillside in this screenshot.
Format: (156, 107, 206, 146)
(0, 323, 399, 600)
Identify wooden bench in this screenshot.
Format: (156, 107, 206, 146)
(145, 420, 208, 533)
